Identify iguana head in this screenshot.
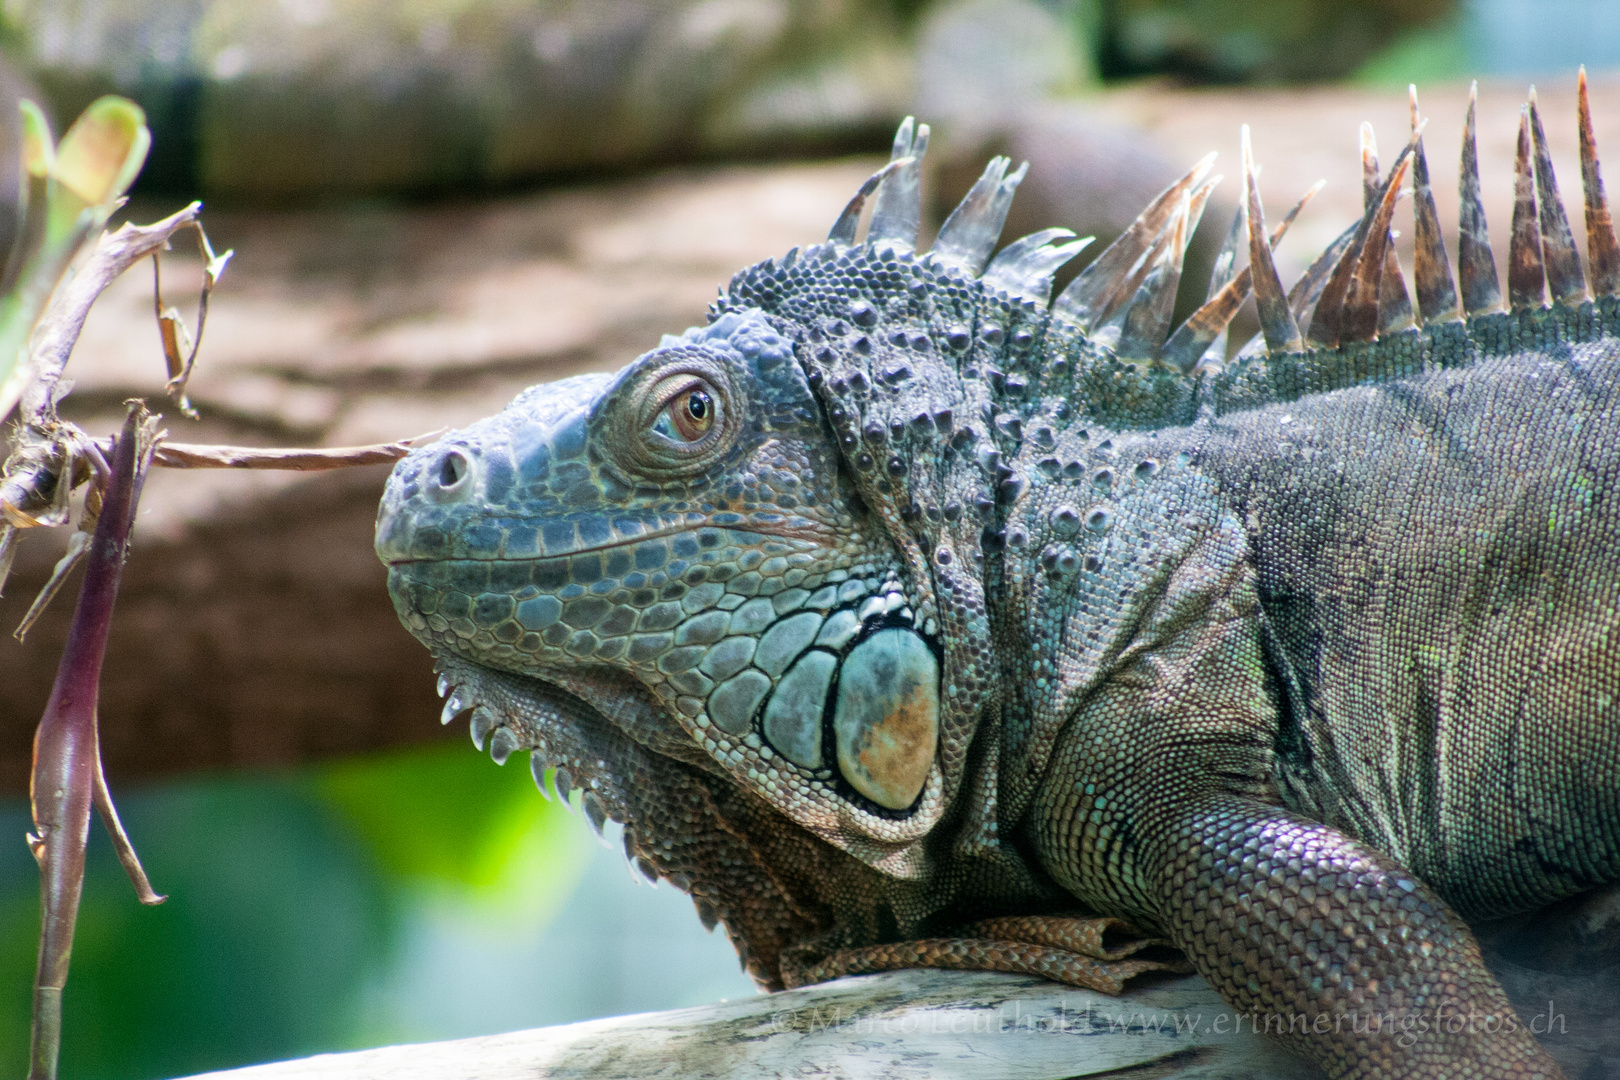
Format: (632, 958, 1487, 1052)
(374, 300, 941, 848)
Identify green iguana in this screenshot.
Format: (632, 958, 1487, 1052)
(374, 75, 1620, 1078)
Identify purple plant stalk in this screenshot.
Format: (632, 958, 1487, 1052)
(27, 403, 164, 1080)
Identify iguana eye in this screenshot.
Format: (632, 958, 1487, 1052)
(669, 388, 714, 441)
(650, 377, 721, 445)
(628, 363, 739, 474)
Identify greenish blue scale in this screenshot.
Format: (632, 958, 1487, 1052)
(709, 669, 772, 734)
(471, 593, 514, 627)
(805, 585, 839, 609)
(639, 602, 684, 631)
(658, 646, 707, 674)
(628, 633, 672, 662)
(763, 650, 837, 768)
(562, 596, 610, 628)
(675, 610, 730, 645)
(682, 581, 726, 613)
(598, 607, 636, 637)
(668, 669, 714, 697)
(772, 588, 810, 614)
(728, 598, 777, 636)
(700, 637, 756, 681)
(754, 612, 825, 677)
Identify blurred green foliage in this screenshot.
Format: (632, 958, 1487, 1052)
(1098, 0, 1458, 82)
(1352, 16, 1474, 87)
(0, 744, 590, 1080)
(316, 743, 588, 896)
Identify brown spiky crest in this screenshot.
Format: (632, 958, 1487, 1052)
(721, 77, 1620, 447)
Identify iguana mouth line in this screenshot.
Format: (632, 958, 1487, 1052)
(382, 520, 836, 566)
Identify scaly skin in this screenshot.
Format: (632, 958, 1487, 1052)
(376, 99, 1618, 1076)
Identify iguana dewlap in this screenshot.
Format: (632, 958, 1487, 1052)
(375, 78, 1620, 1078)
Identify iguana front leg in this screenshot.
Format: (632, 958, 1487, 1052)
(1149, 793, 1561, 1079)
(1026, 553, 1566, 1078)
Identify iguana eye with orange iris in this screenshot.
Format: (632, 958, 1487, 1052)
(665, 387, 714, 442)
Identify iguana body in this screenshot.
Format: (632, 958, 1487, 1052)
(375, 81, 1620, 1077)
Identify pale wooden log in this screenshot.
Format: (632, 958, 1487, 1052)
(179, 970, 1321, 1080)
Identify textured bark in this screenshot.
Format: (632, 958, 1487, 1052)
(177, 969, 1321, 1080)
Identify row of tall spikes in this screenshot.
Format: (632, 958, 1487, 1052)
(1150, 69, 1620, 367)
(826, 69, 1620, 378)
(1237, 70, 1618, 366)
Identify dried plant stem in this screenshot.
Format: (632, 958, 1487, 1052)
(27, 403, 161, 1080)
(149, 435, 435, 471)
(19, 204, 201, 425)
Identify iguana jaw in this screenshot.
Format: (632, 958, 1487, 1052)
(428, 649, 716, 802)
(424, 650, 850, 989)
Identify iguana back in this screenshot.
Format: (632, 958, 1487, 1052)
(1208, 331, 1620, 918)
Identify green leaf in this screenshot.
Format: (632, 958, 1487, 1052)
(53, 97, 149, 209)
(18, 101, 53, 180)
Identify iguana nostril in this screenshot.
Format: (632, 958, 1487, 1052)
(433, 448, 473, 495)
